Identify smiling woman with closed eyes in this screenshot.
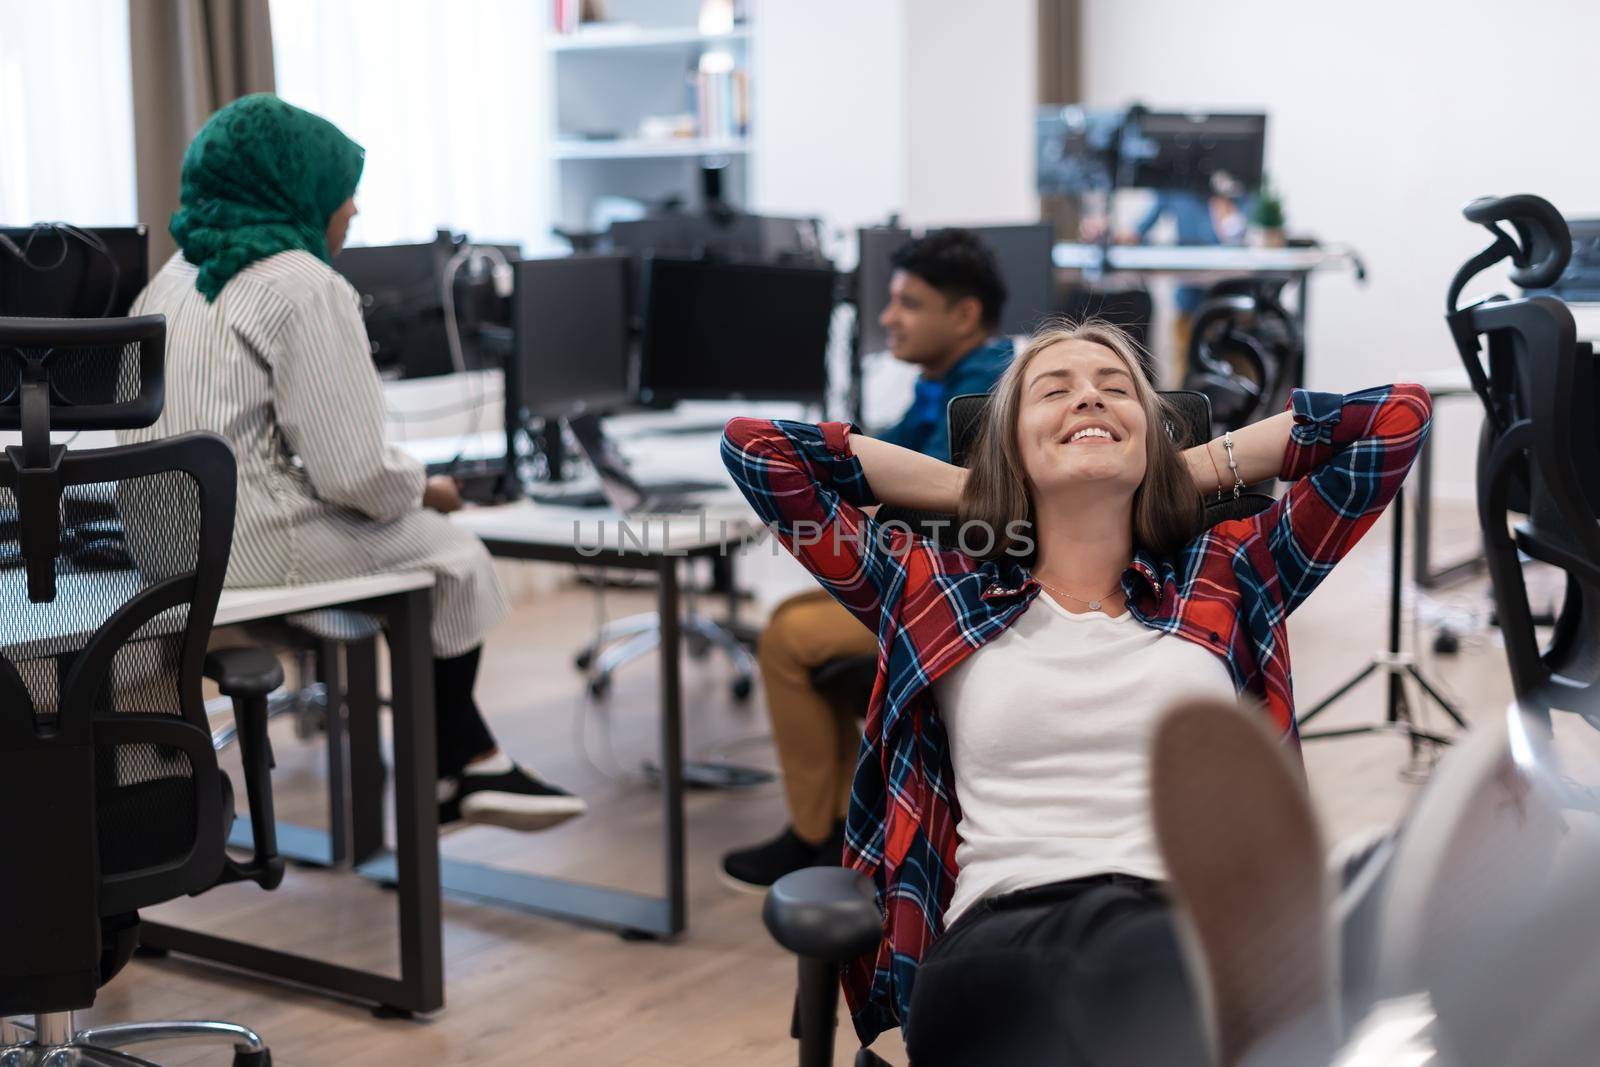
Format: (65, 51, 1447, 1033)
(721, 319, 1431, 1065)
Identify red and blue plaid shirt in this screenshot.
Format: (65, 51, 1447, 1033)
(721, 383, 1432, 1045)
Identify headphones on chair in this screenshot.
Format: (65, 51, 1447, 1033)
(1183, 279, 1301, 434)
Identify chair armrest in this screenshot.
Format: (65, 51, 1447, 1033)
(203, 646, 285, 699)
(763, 867, 881, 962)
(205, 646, 285, 891)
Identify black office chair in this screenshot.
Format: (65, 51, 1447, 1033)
(785, 389, 1273, 1065)
(1057, 285, 1156, 375)
(0, 316, 284, 1067)
(1446, 193, 1600, 714)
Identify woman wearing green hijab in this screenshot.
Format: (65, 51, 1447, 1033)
(122, 94, 585, 832)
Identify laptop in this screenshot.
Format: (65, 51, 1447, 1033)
(564, 412, 719, 515)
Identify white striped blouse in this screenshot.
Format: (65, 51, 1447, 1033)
(120, 250, 507, 658)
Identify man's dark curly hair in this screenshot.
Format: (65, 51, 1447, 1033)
(889, 228, 1008, 331)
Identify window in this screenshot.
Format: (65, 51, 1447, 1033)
(270, 0, 554, 252)
(0, 0, 137, 225)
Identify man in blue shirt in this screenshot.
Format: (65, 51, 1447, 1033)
(722, 229, 1014, 890)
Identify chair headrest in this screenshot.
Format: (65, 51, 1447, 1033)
(0, 315, 166, 601)
(0, 315, 165, 432)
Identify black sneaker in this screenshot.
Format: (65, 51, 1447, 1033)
(720, 821, 846, 893)
(438, 765, 587, 832)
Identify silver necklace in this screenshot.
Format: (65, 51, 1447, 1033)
(1034, 574, 1124, 612)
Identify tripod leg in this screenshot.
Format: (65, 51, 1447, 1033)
(1405, 664, 1468, 729)
(1297, 662, 1378, 729)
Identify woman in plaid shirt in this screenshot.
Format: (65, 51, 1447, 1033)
(722, 321, 1430, 1065)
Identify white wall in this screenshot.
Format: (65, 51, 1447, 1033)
(1081, 0, 1600, 495)
(902, 0, 1038, 228)
(751, 0, 907, 251)
(752, 0, 1038, 256)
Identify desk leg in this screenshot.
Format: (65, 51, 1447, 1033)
(1293, 271, 1311, 391)
(658, 555, 688, 935)
(1412, 398, 1485, 590)
(141, 587, 444, 1016)
(318, 638, 350, 866)
(387, 586, 444, 1011)
(346, 634, 386, 864)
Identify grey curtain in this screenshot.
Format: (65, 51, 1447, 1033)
(129, 0, 276, 265)
(1037, 0, 1081, 241)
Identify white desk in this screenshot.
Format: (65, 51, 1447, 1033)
(1051, 241, 1362, 276)
(1052, 241, 1366, 400)
(214, 571, 433, 627)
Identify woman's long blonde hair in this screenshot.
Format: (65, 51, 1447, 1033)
(958, 318, 1203, 563)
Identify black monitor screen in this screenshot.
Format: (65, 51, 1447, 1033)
(1125, 112, 1267, 194)
(333, 234, 455, 379)
(0, 225, 149, 317)
(855, 225, 913, 354)
(971, 223, 1056, 336)
(640, 258, 835, 405)
(509, 255, 632, 419)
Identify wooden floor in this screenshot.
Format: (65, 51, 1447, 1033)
(77, 501, 1536, 1066)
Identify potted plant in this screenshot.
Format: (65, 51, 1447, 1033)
(1250, 180, 1286, 248)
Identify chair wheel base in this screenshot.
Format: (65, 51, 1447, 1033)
(132, 944, 170, 959)
(233, 1047, 271, 1067)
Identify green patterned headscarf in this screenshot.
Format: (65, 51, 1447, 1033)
(170, 93, 365, 301)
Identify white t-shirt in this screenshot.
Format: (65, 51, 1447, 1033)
(933, 592, 1237, 925)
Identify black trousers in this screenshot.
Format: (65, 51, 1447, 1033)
(433, 646, 499, 778)
(905, 874, 1209, 1067)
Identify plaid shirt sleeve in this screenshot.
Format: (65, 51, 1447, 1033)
(721, 418, 905, 633)
(1250, 383, 1433, 615)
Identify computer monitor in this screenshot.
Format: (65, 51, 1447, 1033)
(1121, 111, 1267, 194)
(855, 223, 1052, 345)
(1037, 106, 1268, 198)
(608, 213, 823, 264)
(0, 225, 149, 317)
(332, 233, 456, 378)
(854, 225, 913, 355)
(638, 257, 835, 405)
(508, 255, 633, 421)
(609, 216, 751, 260)
(970, 223, 1056, 336)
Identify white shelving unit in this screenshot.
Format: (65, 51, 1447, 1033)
(546, 0, 754, 236)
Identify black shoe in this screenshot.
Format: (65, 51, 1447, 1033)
(438, 765, 587, 832)
(720, 821, 846, 893)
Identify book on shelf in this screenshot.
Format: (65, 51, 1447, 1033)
(552, 0, 613, 35)
(691, 62, 748, 142)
